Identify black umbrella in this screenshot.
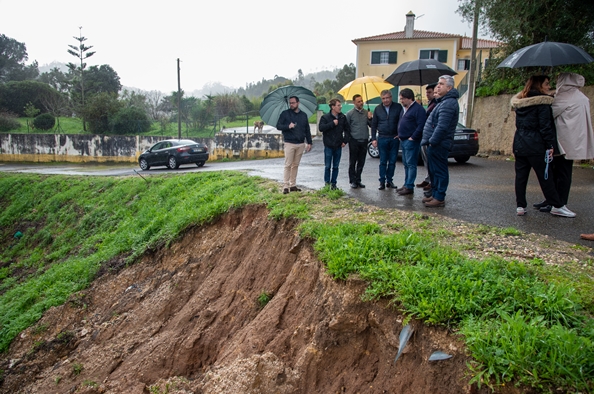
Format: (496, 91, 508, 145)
(259, 86, 317, 127)
(385, 59, 457, 86)
(497, 41, 594, 68)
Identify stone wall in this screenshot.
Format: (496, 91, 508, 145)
(0, 133, 285, 163)
(471, 86, 594, 157)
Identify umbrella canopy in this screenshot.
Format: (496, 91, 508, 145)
(337, 76, 394, 103)
(497, 41, 594, 68)
(385, 59, 457, 87)
(259, 86, 317, 126)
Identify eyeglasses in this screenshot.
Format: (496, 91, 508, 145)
(289, 101, 297, 104)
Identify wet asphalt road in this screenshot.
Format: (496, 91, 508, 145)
(1, 137, 593, 246)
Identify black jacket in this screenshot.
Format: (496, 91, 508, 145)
(276, 109, 313, 145)
(371, 102, 402, 140)
(511, 91, 557, 156)
(319, 111, 349, 148)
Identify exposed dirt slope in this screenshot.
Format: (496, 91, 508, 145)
(1, 206, 494, 394)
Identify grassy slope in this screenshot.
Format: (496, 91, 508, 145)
(0, 173, 592, 391)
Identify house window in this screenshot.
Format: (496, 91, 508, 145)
(457, 59, 470, 70)
(420, 49, 448, 63)
(371, 51, 397, 64)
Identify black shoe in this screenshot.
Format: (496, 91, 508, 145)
(423, 190, 432, 198)
(539, 205, 552, 212)
(397, 187, 414, 195)
(378, 183, 385, 190)
(386, 182, 396, 189)
(357, 182, 366, 188)
(350, 182, 359, 189)
(396, 186, 405, 192)
(331, 184, 338, 190)
(283, 188, 289, 194)
(533, 200, 549, 209)
(289, 186, 301, 192)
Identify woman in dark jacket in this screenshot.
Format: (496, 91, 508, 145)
(510, 75, 575, 218)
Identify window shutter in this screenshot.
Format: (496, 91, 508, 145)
(388, 51, 397, 64)
(438, 50, 448, 63)
(371, 52, 381, 64)
(419, 50, 429, 59)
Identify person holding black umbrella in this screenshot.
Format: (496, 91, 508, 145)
(510, 75, 575, 218)
(276, 96, 313, 194)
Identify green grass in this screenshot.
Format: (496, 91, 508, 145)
(299, 222, 594, 392)
(0, 172, 592, 391)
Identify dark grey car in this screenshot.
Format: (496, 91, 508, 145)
(139, 139, 209, 170)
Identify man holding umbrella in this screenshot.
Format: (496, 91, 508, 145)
(276, 96, 313, 194)
(371, 90, 403, 190)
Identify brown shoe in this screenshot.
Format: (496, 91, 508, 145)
(580, 233, 594, 241)
(422, 196, 433, 203)
(397, 187, 414, 195)
(416, 181, 429, 188)
(424, 198, 445, 207)
(423, 184, 432, 191)
(283, 188, 289, 194)
(289, 186, 302, 192)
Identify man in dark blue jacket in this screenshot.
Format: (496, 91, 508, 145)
(421, 76, 460, 207)
(371, 90, 402, 190)
(318, 98, 349, 189)
(276, 96, 313, 194)
(396, 88, 426, 195)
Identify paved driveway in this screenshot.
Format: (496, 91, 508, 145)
(1, 137, 593, 245)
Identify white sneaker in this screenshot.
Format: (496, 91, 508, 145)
(516, 207, 527, 216)
(550, 205, 576, 218)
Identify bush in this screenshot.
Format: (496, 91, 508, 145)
(0, 111, 21, 132)
(109, 106, 152, 134)
(32, 113, 55, 131)
(82, 92, 123, 134)
(0, 81, 61, 116)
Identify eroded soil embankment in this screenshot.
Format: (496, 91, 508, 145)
(1, 205, 478, 394)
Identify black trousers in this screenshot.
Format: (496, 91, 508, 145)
(514, 154, 562, 209)
(348, 139, 368, 184)
(552, 156, 574, 206)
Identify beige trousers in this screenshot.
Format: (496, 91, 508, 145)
(283, 142, 306, 189)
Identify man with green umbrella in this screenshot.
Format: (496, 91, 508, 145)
(276, 96, 313, 194)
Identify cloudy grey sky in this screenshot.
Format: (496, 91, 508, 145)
(1, 0, 488, 93)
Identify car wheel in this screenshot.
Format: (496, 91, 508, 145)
(168, 156, 179, 169)
(196, 161, 205, 167)
(139, 158, 150, 171)
(454, 155, 470, 163)
(367, 142, 379, 159)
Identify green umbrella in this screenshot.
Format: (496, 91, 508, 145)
(259, 86, 317, 127)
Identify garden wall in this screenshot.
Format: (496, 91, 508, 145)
(0, 133, 284, 163)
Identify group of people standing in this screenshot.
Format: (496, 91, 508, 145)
(276, 75, 460, 208)
(511, 72, 594, 227)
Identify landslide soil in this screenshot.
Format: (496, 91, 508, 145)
(1, 206, 506, 394)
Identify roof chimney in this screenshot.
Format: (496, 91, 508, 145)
(405, 11, 415, 38)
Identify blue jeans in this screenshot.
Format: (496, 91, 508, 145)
(427, 144, 449, 201)
(324, 146, 342, 185)
(400, 139, 421, 189)
(377, 137, 399, 184)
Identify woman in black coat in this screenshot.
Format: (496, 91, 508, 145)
(510, 75, 575, 218)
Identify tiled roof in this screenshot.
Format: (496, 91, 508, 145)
(461, 37, 501, 49)
(353, 30, 461, 42)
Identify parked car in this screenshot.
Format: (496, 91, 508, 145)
(139, 139, 209, 170)
(367, 123, 479, 164)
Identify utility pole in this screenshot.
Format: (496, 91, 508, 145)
(466, 1, 480, 128)
(177, 58, 182, 140)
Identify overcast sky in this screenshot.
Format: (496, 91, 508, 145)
(1, 0, 489, 93)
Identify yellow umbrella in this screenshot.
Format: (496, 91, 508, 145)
(337, 76, 395, 108)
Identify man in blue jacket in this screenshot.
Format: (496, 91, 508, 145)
(318, 98, 349, 189)
(276, 96, 313, 194)
(396, 88, 426, 195)
(421, 76, 460, 207)
(371, 90, 402, 190)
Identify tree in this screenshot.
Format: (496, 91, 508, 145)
(83, 65, 121, 96)
(38, 67, 70, 94)
(67, 27, 96, 131)
(0, 81, 62, 116)
(110, 107, 152, 134)
(82, 92, 122, 134)
(0, 34, 39, 82)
